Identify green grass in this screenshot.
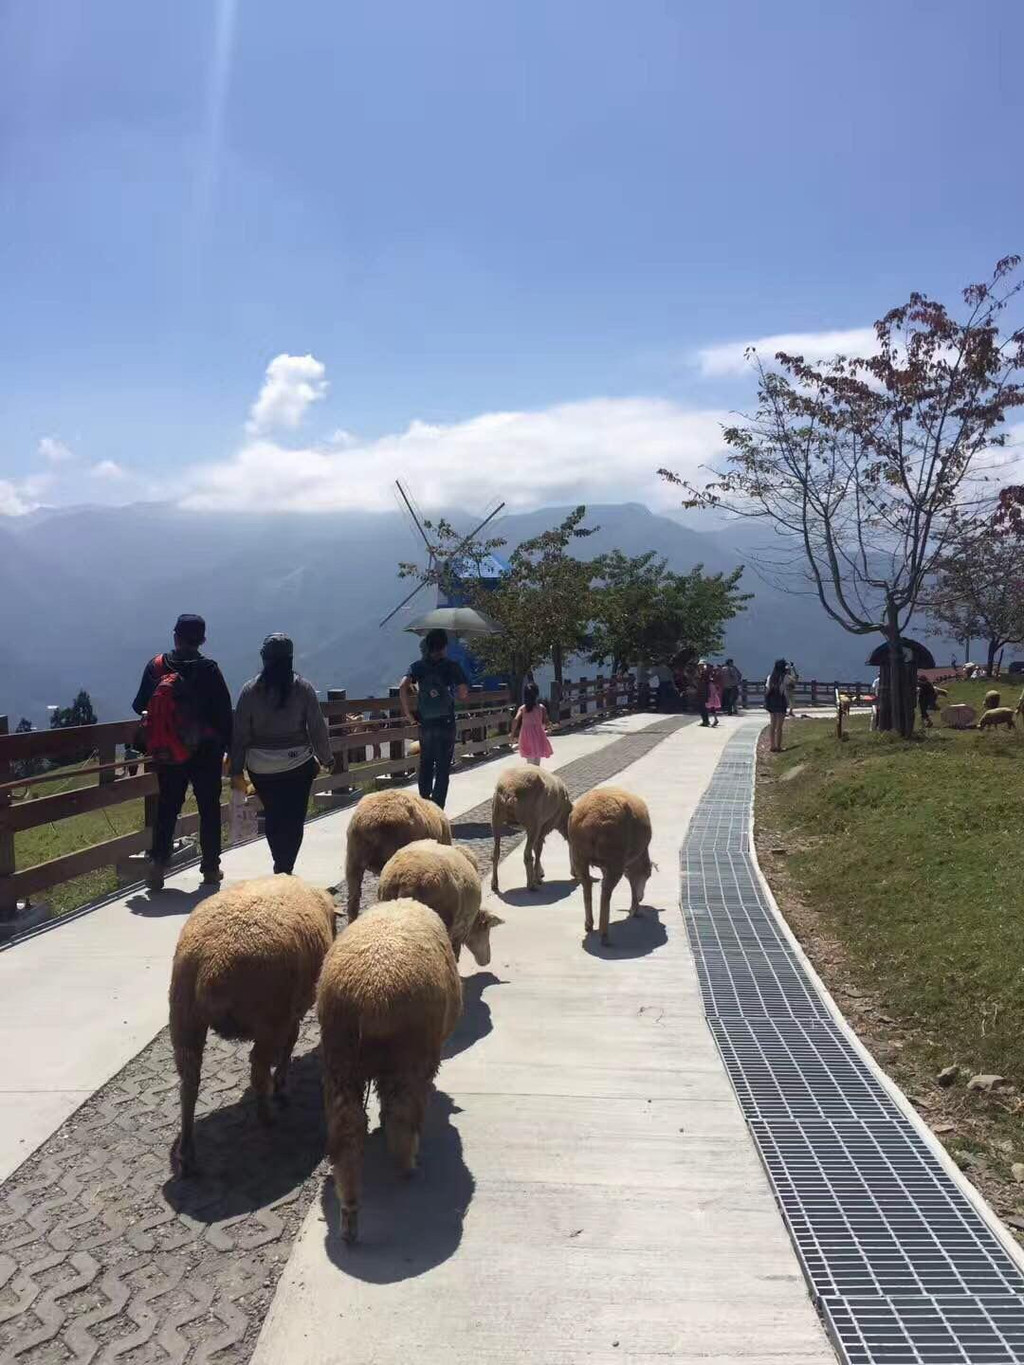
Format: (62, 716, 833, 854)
(760, 676, 1024, 1082)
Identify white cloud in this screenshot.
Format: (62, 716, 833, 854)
(246, 353, 328, 435)
(180, 397, 728, 515)
(0, 472, 53, 516)
(38, 435, 75, 464)
(696, 327, 879, 378)
(90, 459, 126, 480)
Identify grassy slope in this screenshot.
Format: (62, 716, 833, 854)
(757, 677, 1024, 1215)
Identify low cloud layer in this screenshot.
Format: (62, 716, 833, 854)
(181, 397, 729, 514)
(697, 327, 879, 378)
(38, 436, 74, 464)
(246, 353, 328, 435)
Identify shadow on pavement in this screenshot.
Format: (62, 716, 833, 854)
(497, 877, 576, 907)
(162, 1047, 326, 1217)
(445, 970, 503, 1059)
(321, 1089, 473, 1281)
(582, 906, 668, 960)
(127, 884, 219, 917)
(450, 820, 493, 842)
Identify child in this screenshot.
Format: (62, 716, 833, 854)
(511, 682, 554, 765)
(706, 665, 722, 728)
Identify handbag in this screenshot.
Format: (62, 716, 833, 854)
(228, 789, 259, 846)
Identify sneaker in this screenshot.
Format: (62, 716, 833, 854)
(146, 863, 165, 893)
(201, 867, 224, 887)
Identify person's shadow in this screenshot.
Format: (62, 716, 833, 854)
(321, 1089, 474, 1281)
(127, 884, 219, 918)
(444, 971, 502, 1059)
(582, 906, 667, 959)
(162, 1047, 326, 1218)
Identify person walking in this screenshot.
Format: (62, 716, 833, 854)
(132, 614, 233, 891)
(784, 661, 799, 718)
(721, 658, 742, 715)
(231, 634, 333, 875)
(399, 628, 469, 809)
(765, 658, 789, 752)
(695, 660, 712, 726)
(706, 664, 722, 727)
(917, 676, 947, 730)
(510, 682, 553, 765)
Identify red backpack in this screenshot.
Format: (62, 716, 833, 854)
(142, 655, 207, 764)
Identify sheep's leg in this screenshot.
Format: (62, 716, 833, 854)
(535, 827, 548, 883)
(345, 852, 363, 922)
(250, 1036, 278, 1125)
(491, 827, 501, 892)
(627, 866, 644, 917)
(325, 1084, 367, 1245)
(380, 1067, 431, 1177)
(599, 869, 623, 946)
(171, 1022, 207, 1177)
(524, 830, 537, 890)
(272, 1018, 302, 1107)
(580, 867, 594, 933)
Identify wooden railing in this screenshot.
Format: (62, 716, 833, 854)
(0, 673, 636, 920)
(740, 678, 872, 708)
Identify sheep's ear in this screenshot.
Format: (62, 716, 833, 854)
(484, 912, 505, 928)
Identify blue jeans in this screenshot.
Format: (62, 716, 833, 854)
(418, 724, 456, 809)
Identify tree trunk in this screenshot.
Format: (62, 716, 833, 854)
(877, 597, 915, 738)
(552, 643, 564, 686)
(986, 638, 1000, 677)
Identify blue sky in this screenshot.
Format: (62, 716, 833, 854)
(2, 0, 1022, 515)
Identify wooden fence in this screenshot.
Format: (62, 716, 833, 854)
(740, 678, 872, 708)
(0, 672, 635, 920)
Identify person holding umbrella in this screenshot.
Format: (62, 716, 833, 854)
(399, 628, 469, 809)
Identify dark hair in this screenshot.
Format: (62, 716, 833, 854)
(769, 658, 787, 690)
(423, 628, 448, 657)
(259, 633, 295, 709)
(174, 613, 206, 649)
(523, 682, 540, 712)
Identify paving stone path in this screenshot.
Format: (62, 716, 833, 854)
(0, 716, 689, 1365)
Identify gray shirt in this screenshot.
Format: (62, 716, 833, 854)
(231, 675, 333, 776)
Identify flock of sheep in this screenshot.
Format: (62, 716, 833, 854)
(167, 764, 653, 1243)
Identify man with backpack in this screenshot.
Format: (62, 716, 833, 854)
(132, 614, 233, 891)
(399, 628, 469, 810)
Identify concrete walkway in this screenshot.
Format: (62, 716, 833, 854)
(252, 718, 834, 1364)
(0, 712, 660, 1183)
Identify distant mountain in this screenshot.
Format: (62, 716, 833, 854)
(0, 500, 958, 723)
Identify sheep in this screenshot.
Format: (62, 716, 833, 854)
(318, 898, 462, 1244)
(378, 838, 504, 965)
(977, 707, 1017, 731)
(568, 787, 653, 946)
(345, 789, 452, 918)
(984, 690, 1001, 709)
(168, 875, 335, 1177)
(491, 766, 573, 893)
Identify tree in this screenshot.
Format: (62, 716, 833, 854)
(924, 533, 1024, 675)
(588, 551, 748, 673)
(661, 258, 1024, 736)
(50, 690, 98, 730)
(12, 718, 43, 782)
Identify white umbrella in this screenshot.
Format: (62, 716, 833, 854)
(405, 606, 501, 637)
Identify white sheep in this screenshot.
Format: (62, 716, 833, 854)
(378, 838, 504, 965)
(318, 898, 462, 1243)
(568, 787, 653, 945)
(491, 765, 573, 893)
(345, 789, 452, 918)
(168, 875, 335, 1176)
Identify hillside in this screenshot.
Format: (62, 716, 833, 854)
(0, 501, 955, 722)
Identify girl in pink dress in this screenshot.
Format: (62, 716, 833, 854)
(706, 665, 722, 728)
(511, 683, 554, 765)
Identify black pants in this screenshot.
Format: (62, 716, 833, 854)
(722, 686, 738, 715)
(152, 754, 223, 873)
(699, 703, 710, 725)
(250, 758, 317, 874)
(418, 724, 456, 809)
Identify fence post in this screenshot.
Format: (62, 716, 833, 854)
(0, 716, 16, 920)
(811, 679, 818, 705)
(578, 677, 588, 719)
(549, 679, 562, 727)
(389, 686, 411, 777)
(98, 734, 116, 787)
(595, 674, 605, 719)
(327, 689, 351, 796)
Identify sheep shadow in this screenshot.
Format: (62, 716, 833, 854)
(450, 820, 493, 842)
(321, 1089, 474, 1281)
(444, 970, 503, 1059)
(497, 877, 576, 907)
(582, 906, 668, 960)
(162, 1047, 326, 1218)
(127, 884, 220, 918)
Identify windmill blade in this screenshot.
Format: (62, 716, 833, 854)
(379, 575, 431, 629)
(395, 479, 432, 552)
(437, 501, 506, 577)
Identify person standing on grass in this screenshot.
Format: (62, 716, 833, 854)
(764, 658, 789, 752)
(231, 634, 334, 875)
(132, 613, 233, 892)
(399, 628, 469, 810)
(784, 661, 799, 717)
(917, 676, 947, 730)
(510, 682, 553, 765)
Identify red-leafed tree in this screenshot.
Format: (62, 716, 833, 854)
(661, 258, 1024, 735)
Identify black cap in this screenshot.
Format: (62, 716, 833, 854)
(261, 633, 294, 663)
(174, 614, 206, 644)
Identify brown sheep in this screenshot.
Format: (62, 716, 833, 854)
(568, 787, 653, 946)
(491, 766, 573, 893)
(984, 690, 1001, 709)
(378, 839, 504, 965)
(345, 789, 452, 918)
(318, 899, 462, 1244)
(977, 707, 1017, 731)
(168, 876, 335, 1176)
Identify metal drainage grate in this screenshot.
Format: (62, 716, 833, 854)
(682, 729, 1024, 1364)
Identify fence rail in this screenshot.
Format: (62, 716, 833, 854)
(740, 678, 872, 707)
(0, 672, 636, 920)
